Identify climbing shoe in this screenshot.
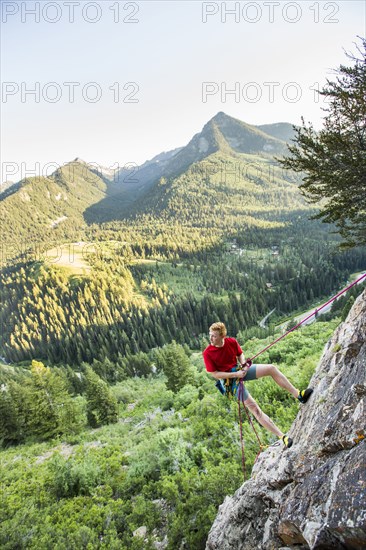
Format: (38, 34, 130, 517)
(282, 435, 293, 448)
(297, 388, 313, 404)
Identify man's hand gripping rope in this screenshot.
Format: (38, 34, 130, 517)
(237, 358, 252, 378)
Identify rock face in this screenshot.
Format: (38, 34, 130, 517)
(206, 291, 366, 550)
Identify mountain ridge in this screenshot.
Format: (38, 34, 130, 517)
(1, 112, 299, 252)
(85, 112, 297, 222)
(0, 160, 107, 250)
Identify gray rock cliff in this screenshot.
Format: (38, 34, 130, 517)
(206, 291, 366, 550)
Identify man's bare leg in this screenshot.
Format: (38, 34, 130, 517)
(255, 364, 299, 399)
(244, 395, 284, 438)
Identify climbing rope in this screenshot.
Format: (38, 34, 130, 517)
(249, 272, 366, 364)
(237, 379, 267, 479)
(236, 272, 366, 479)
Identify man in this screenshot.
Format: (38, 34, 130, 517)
(203, 322, 313, 448)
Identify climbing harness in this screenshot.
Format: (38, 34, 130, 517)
(233, 272, 366, 479)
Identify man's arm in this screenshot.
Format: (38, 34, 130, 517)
(238, 352, 247, 367)
(210, 369, 246, 380)
(208, 351, 251, 379)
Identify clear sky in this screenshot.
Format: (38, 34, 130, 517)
(1, 0, 365, 182)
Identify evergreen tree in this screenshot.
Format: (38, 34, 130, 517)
(0, 381, 25, 445)
(85, 367, 118, 427)
(279, 38, 366, 246)
(155, 341, 192, 393)
(26, 360, 80, 439)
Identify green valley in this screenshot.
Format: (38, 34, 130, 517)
(1, 111, 366, 549)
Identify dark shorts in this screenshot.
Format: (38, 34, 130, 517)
(216, 365, 257, 401)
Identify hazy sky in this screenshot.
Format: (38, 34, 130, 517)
(1, 0, 364, 182)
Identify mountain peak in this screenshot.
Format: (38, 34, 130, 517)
(87, 112, 297, 221)
(209, 111, 247, 128)
(207, 112, 296, 145)
(201, 112, 290, 155)
(211, 111, 230, 121)
(72, 157, 87, 164)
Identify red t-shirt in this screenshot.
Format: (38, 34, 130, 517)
(203, 337, 243, 372)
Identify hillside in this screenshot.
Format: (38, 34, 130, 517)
(85, 148, 184, 222)
(84, 112, 298, 223)
(0, 160, 107, 260)
(1, 113, 300, 251)
(206, 290, 366, 550)
(0, 317, 343, 550)
(146, 111, 290, 174)
(256, 122, 296, 143)
(0, 180, 18, 197)
(124, 149, 306, 226)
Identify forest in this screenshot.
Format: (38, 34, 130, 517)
(1, 218, 366, 366)
(0, 209, 364, 547)
(2, 37, 364, 549)
(2, 313, 363, 550)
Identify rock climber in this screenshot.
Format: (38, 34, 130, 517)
(203, 322, 313, 448)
